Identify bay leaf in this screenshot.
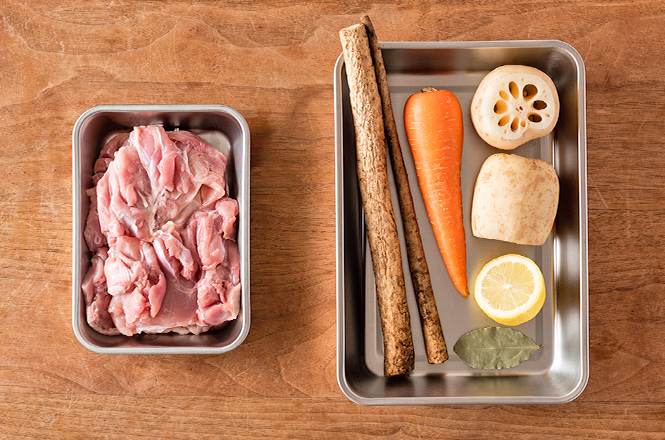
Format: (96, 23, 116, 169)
(453, 327, 543, 369)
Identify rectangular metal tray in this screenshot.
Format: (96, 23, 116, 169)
(335, 41, 588, 404)
(72, 105, 250, 354)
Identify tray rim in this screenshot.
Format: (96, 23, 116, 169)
(335, 40, 589, 405)
(72, 104, 251, 354)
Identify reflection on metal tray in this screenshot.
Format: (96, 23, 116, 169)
(72, 105, 250, 354)
(335, 41, 588, 404)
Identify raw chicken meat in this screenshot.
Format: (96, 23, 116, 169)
(82, 125, 241, 336)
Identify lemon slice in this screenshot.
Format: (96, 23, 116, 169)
(474, 254, 546, 326)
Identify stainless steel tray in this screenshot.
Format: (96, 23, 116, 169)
(335, 41, 588, 404)
(72, 105, 250, 354)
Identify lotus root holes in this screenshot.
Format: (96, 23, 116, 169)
(494, 100, 508, 114)
(533, 100, 547, 110)
(522, 84, 538, 100)
(509, 81, 519, 98)
(495, 83, 548, 130)
(499, 115, 511, 127)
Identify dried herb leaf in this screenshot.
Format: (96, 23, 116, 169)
(453, 327, 542, 369)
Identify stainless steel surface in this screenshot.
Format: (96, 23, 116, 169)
(335, 41, 588, 404)
(72, 105, 250, 354)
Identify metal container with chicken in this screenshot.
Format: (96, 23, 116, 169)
(72, 105, 250, 354)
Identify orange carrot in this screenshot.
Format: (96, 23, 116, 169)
(404, 87, 469, 297)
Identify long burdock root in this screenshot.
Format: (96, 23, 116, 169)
(339, 22, 415, 377)
(361, 15, 448, 364)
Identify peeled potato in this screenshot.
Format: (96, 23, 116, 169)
(472, 154, 559, 246)
(471, 65, 559, 150)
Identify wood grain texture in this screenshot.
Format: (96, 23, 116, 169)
(0, 0, 664, 437)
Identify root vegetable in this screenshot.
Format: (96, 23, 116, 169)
(471, 153, 559, 246)
(404, 87, 469, 298)
(361, 15, 447, 364)
(340, 22, 414, 376)
(471, 65, 559, 150)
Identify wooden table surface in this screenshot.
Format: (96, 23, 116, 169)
(1, 1, 664, 438)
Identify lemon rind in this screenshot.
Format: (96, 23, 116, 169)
(473, 254, 546, 326)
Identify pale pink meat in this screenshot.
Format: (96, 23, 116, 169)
(82, 125, 241, 336)
(81, 248, 120, 336)
(84, 132, 130, 254)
